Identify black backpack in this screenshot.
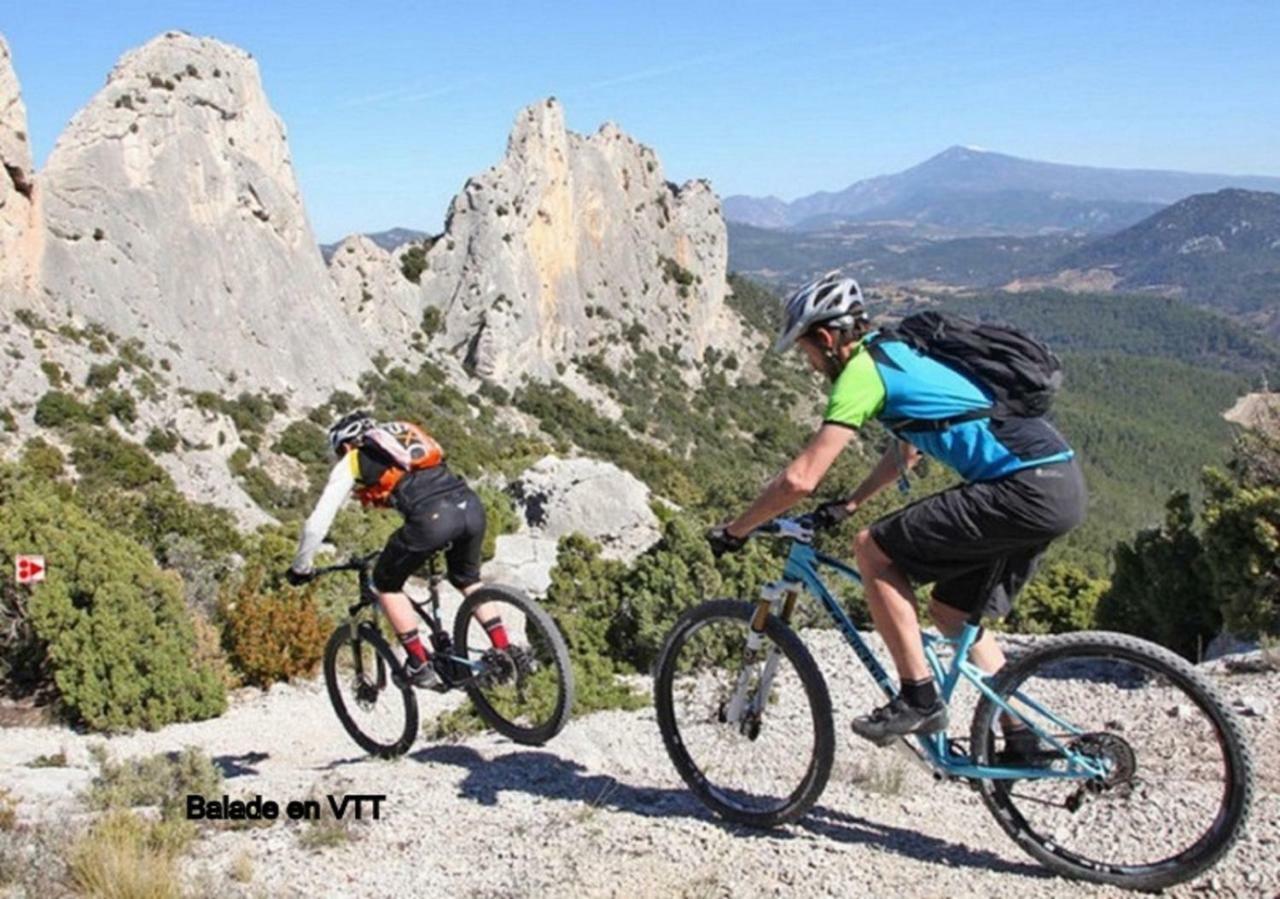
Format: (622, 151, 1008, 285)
(867, 310, 1063, 433)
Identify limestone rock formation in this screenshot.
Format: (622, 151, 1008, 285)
(509, 455, 660, 559)
(486, 455, 659, 595)
(0, 35, 37, 295)
(327, 234, 423, 360)
(419, 99, 737, 382)
(38, 31, 369, 404)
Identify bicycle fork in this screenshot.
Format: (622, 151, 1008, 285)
(722, 583, 797, 730)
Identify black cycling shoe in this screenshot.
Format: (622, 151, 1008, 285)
(995, 727, 1058, 769)
(401, 657, 442, 690)
(851, 696, 949, 746)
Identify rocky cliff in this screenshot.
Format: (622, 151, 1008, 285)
(37, 31, 370, 404)
(417, 99, 739, 382)
(326, 234, 423, 359)
(0, 35, 37, 295)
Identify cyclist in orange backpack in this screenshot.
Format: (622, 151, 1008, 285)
(286, 410, 509, 688)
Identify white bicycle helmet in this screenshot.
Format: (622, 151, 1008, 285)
(327, 410, 375, 457)
(775, 271, 868, 351)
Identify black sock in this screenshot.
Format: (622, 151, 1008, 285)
(901, 678, 939, 710)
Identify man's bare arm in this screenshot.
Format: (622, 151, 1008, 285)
(726, 424, 856, 537)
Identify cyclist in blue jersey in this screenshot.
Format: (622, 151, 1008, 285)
(709, 272, 1086, 749)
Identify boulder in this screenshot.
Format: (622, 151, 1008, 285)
(507, 455, 660, 561)
(38, 32, 370, 404)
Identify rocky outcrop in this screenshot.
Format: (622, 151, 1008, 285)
(418, 99, 736, 382)
(1225, 391, 1280, 436)
(0, 35, 37, 295)
(38, 32, 369, 404)
(327, 234, 423, 360)
(485, 455, 660, 595)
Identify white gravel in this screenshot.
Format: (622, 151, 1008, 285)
(1, 632, 1276, 899)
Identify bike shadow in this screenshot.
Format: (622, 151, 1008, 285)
(411, 744, 1048, 879)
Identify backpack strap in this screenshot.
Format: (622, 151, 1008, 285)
(865, 335, 1000, 434)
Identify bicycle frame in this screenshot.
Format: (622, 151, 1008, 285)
(765, 528, 1108, 782)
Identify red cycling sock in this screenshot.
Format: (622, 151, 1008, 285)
(481, 618, 510, 650)
(397, 630, 429, 664)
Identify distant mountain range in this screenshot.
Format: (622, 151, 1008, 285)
(725, 146, 1280, 235)
(320, 227, 428, 262)
(730, 188, 1280, 336)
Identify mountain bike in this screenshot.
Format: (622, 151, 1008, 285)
(313, 552, 574, 757)
(653, 516, 1253, 891)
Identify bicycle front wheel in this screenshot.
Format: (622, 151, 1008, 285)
(323, 622, 419, 758)
(453, 585, 574, 745)
(970, 631, 1253, 891)
(654, 600, 834, 828)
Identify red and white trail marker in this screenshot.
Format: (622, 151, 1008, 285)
(15, 555, 45, 584)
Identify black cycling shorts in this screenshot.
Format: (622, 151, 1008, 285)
(372, 486, 487, 593)
(868, 458, 1087, 620)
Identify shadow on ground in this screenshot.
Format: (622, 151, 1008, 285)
(411, 744, 1048, 879)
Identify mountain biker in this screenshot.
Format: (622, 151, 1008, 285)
(285, 411, 510, 688)
(709, 272, 1086, 751)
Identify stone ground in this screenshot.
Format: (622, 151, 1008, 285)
(0, 633, 1275, 899)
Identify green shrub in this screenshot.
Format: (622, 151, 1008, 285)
(145, 428, 179, 453)
(220, 568, 328, 686)
(91, 388, 137, 424)
(1007, 563, 1108, 635)
(0, 479, 226, 731)
(40, 360, 66, 387)
(475, 484, 519, 561)
(70, 428, 168, 492)
(400, 243, 428, 284)
(33, 390, 91, 428)
(421, 306, 444, 336)
(87, 746, 222, 820)
(85, 361, 122, 389)
(272, 420, 329, 468)
(21, 437, 64, 480)
(0, 407, 15, 432)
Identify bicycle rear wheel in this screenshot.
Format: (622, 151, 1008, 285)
(453, 585, 574, 745)
(970, 631, 1253, 891)
(323, 622, 419, 758)
(654, 600, 834, 828)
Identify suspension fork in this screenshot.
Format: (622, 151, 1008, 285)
(724, 582, 798, 724)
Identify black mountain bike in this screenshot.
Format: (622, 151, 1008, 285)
(313, 553, 574, 757)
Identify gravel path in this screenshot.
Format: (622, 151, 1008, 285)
(2, 632, 1275, 898)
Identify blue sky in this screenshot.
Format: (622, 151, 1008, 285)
(4, 1, 1278, 242)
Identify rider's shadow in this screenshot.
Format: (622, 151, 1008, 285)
(410, 744, 1048, 879)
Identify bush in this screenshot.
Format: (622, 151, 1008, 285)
(87, 746, 222, 820)
(33, 390, 91, 428)
(70, 428, 168, 492)
(1007, 563, 1108, 635)
(91, 387, 137, 424)
(0, 478, 226, 730)
(421, 306, 443, 336)
(400, 243, 428, 284)
(220, 568, 328, 686)
(476, 483, 519, 561)
(145, 428, 179, 453)
(21, 437, 64, 480)
(85, 361, 122, 389)
(273, 419, 329, 468)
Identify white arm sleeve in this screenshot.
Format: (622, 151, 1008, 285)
(291, 457, 355, 572)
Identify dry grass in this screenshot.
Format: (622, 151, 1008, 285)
(229, 850, 254, 883)
(68, 810, 185, 899)
(86, 745, 223, 820)
(0, 788, 16, 831)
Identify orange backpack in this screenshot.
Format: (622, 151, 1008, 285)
(352, 421, 444, 507)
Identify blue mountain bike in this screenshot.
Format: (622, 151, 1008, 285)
(653, 516, 1253, 891)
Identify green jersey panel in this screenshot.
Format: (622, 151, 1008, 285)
(823, 346, 886, 429)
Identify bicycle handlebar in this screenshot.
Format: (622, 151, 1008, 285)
(310, 550, 380, 578)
